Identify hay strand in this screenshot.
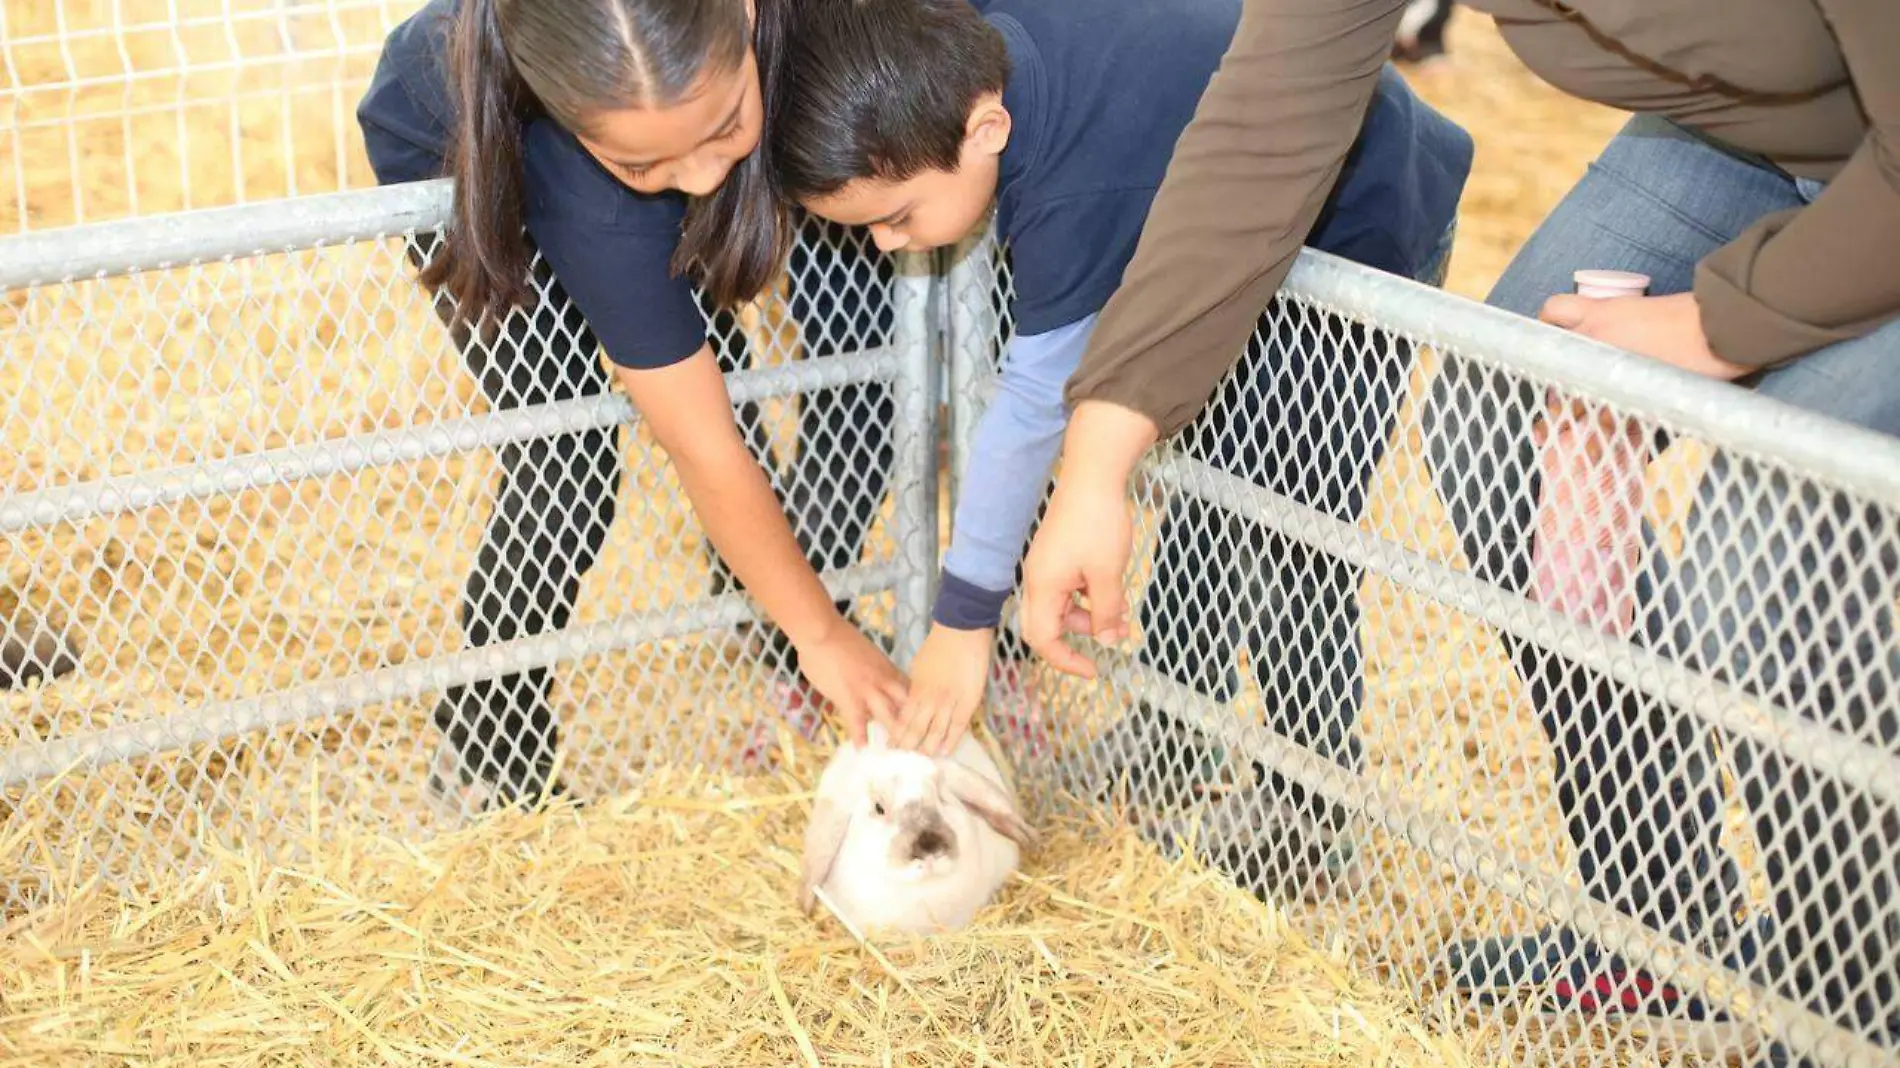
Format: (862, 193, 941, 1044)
(1, 762, 1489, 1067)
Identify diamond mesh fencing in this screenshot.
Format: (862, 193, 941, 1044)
(6, 5, 1899, 1056)
(0, 180, 938, 914)
(943, 228, 1900, 1068)
(3, 0, 414, 232)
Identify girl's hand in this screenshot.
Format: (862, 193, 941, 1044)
(894, 624, 994, 756)
(794, 624, 908, 746)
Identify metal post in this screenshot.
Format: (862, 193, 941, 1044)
(890, 248, 940, 665)
(943, 224, 1005, 504)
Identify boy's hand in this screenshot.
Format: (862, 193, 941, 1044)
(794, 624, 908, 745)
(895, 624, 994, 756)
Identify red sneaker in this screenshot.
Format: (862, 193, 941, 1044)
(987, 660, 1053, 760)
(740, 675, 831, 770)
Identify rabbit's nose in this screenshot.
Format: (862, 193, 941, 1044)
(910, 827, 951, 860)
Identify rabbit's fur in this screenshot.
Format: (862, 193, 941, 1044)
(798, 723, 1034, 935)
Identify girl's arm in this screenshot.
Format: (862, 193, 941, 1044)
(616, 345, 908, 743)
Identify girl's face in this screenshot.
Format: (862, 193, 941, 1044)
(576, 48, 763, 197)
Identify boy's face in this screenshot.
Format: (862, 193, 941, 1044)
(798, 94, 1011, 254)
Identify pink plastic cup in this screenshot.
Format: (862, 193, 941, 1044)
(1533, 270, 1654, 637)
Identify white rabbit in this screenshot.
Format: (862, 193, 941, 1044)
(797, 722, 1034, 936)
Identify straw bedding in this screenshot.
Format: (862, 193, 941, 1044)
(1, 758, 1489, 1067)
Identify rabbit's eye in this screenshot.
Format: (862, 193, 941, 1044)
(872, 801, 886, 816)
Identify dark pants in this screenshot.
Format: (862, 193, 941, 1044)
(410, 217, 897, 798)
(1134, 302, 1415, 837)
(1421, 115, 1899, 1039)
(704, 220, 898, 672)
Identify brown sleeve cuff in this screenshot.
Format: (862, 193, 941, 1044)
(1694, 260, 1850, 371)
(1062, 372, 1215, 443)
(1694, 204, 1896, 370)
(1062, 299, 1279, 440)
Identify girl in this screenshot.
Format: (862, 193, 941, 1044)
(356, 0, 908, 810)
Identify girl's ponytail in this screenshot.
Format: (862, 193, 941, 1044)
(417, 0, 534, 330)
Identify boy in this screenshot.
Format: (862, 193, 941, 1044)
(772, 0, 1471, 898)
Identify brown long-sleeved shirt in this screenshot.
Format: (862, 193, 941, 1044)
(1066, 0, 1899, 440)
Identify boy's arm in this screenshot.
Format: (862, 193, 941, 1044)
(895, 315, 1096, 755)
(936, 314, 1099, 630)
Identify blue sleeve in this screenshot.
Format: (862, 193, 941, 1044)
(521, 119, 708, 370)
(934, 314, 1097, 630)
(355, 0, 454, 185)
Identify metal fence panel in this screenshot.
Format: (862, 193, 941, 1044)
(943, 225, 1900, 1068)
(0, 180, 938, 913)
(2, 0, 424, 231)
(7, 4, 1899, 1058)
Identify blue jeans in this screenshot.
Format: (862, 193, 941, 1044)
(1421, 114, 1899, 1037)
(1133, 224, 1456, 837)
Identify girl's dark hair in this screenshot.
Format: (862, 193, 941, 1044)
(678, 0, 796, 309)
(773, 0, 1009, 203)
(420, 0, 790, 327)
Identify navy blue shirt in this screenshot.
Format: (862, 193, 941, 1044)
(976, 0, 1473, 337)
(354, 0, 707, 369)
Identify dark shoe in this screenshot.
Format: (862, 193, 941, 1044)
(1444, 928, 1571, 999)
(0, 611, 81, 690)
(1444, 919, 1774, 1055)
(427, 689, 569, 812)
(428, 732, 570, 812)
(1159, 785, 1364, 905)
(1078, 703, 1363, 903)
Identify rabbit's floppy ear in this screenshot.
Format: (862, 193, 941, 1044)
(942, 761, 1035, 850)
(798, 748, 864, 916)
(798, 793, 852, 916)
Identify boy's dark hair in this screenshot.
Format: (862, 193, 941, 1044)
(424, 0, 794, 326)
(774, 0, 1010, 202)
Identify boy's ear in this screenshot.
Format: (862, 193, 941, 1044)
(964, 91, 1012, 158)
